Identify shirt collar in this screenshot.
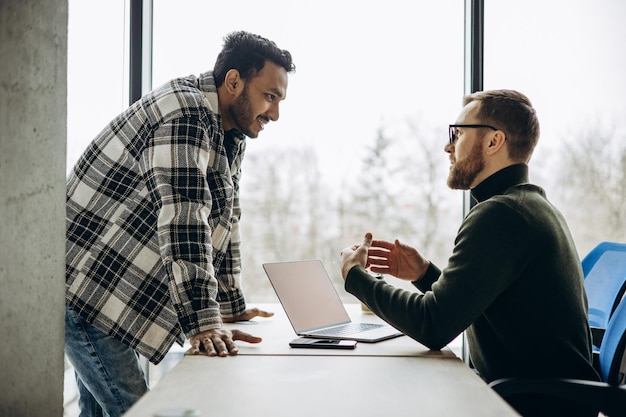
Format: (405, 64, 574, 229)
(470, 163, 529, 203)
(198, 71, 248, 142)
(198, 71, 220, 114)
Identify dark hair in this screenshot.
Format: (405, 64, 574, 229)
(213, 31, 295, 88)
(463, 89, 540, 162)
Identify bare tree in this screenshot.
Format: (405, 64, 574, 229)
(239, 146, 337, 301)
(397, 120, 460, 264)
(340, 121, 459, 267)
(340, 126, 401, 239)
(239, 148, 297, 300)
(237, 116, 466, 302)
(552, 124, 626, 254)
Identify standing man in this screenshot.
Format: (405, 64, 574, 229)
(65, 31, 295, 417)
(340, 90, 600, 417)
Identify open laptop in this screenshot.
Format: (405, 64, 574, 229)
(263, 260, 404, 342)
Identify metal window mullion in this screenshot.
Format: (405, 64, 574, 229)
(128, 0, 152, 106)
(461, 0, 485, 366)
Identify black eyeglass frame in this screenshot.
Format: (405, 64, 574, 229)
(448, 124, 499, 145)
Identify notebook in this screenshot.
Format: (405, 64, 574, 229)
(263, 260, 404, 342)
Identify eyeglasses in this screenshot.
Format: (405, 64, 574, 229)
(448, 124, 499, 145)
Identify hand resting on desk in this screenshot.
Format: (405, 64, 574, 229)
(222, 307, 274, 323)
(187, 308, 274, 357)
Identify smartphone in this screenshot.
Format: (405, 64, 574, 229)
(289, 338, 357, 349)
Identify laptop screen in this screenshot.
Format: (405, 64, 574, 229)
(263, 260, 352, 332)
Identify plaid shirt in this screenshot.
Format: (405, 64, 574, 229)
(66, 72, 247, 364)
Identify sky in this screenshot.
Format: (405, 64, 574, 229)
(149, 0, 464, 185)
(67, 0, 626, 192)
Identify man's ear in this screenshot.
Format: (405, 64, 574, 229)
(224, 69, 242, 94)
(485, 130, 507, 155)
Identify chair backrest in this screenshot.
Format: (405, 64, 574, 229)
(582, 242, 626, 329)
(599, 297, 626, 384)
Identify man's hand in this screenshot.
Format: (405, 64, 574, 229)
(222, 307, 274, 323)
(340, 232, 373, 279)
(368, 238, 429, 281)
(187, 328, 262, 357)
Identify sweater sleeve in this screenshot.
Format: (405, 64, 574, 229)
(345, 199, 531, 350)
(412, 263, 441, 293)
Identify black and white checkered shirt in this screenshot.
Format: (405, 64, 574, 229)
(66, 72, 247, 364)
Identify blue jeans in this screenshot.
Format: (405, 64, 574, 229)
(65, 304, 148, 417)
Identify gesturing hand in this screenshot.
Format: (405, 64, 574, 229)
(340, 233, 373, 279)
(367, 238, 429, 281)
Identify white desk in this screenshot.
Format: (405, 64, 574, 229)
(220, 303, 457, 358)
(124, 304, 520, 417)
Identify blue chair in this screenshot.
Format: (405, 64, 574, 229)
(489, 297, 626, 416)
(582, 242, 626, 350)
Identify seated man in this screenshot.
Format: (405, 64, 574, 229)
(340, 90, 600, 417)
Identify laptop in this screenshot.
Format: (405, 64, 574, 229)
(263, 260, 404, 342)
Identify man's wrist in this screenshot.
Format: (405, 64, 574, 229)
(342, 263, 361, 280)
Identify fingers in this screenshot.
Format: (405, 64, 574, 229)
(202, 337, 221, 357)
(187, 338, 202, 355)
(367, 237, 394, 275)
(189, 329, 240, 357)
(341, 233, 373, 256)
(231, 329, 263, 344)
(368, 248, 391, 259)
(219, 337, 239, 355)
(196, 335, 229, 357)
(223, 308, 275, 322)
(247, 307, 274, 319)
(369, 265, 391, 274)
(371, 239, 395, 250)
(394, 239, 407, 250)
(189, 327, 263, 357)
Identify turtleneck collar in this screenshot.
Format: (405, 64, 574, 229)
(470, 163, 529, 203)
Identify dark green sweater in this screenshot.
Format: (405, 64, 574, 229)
(346, 164, 599, 415)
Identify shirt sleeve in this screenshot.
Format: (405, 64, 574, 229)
(216, 189, 246, 318)
(141, 116, 221, 338)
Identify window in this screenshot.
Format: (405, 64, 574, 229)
(484, 0, 626, 253)
(152, 0, 465, 302)
(66, 3, 626, 414)
(65, 2, 127, 414)
(67, 0, 126, 172)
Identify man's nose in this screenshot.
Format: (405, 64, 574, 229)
(267, 103, 280, 122)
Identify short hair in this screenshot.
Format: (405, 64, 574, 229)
(213, 31, 295, 88)
(463, 89, 540, 162)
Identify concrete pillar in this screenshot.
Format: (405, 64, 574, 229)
(0, 1, 67, 416)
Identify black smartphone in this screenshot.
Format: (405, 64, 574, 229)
(289, 338, 357, 349)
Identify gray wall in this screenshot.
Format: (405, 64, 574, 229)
(0, 1, 68, 416)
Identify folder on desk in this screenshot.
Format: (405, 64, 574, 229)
(263, 260, 404, 343)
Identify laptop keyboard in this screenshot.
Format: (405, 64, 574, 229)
(309, 322, 381, 336)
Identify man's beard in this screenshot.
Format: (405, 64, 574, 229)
(447, 139, 485, 190)
(228, 85, 257, 138)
